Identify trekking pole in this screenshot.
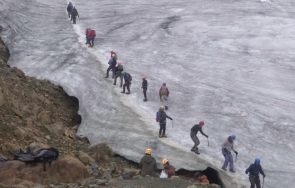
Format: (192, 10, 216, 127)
(172, 120, 174, 128)
(235, 153, 238, 162)
(262, 176, 265, 188)
(207, 137, 209, 147)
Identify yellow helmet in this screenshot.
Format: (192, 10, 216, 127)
(145, 148, 152, 155)
(159, 105, 164, 110)
(162, 158, 168, 165)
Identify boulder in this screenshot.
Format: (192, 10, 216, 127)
(63, 128, 75, 139)
(37, 111, 51, 123)
(77, 151, 96, 165)
(11, 67, 25, 78)
(0, 156, 90, 187)
(44, 122, 64, 136)
(89, 143, 113, 162)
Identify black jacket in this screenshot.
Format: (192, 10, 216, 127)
(115, 65, 123, 73)
(246, 164, 265, 179)
(190, 124, 207, 137)
(142, 80, 148, 90)
(71, 9, 79, 17)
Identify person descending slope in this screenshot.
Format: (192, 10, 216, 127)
(162, 158, 175, 178)
(190, 121, 208, 155)
(105, 54, 117, 78)
(113, 62, 124, 86)
(86, 29, 96, 48)
(67, 2, 73, 19)
(142, 76, 148, 102)
(71, 7, 79, 24)
(245, 158, 266, 188)
(121, 71, 132, 94)
(221, 135, 238, 172)
(139, 148, 157, 177)
(159, 83, 169, 110)
(85, 28, 91, 44)
(156, 106, 173, 138)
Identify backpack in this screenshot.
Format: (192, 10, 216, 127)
(156, 112, 159, 122)
(90, 30, 96, 38)
(128, 74, 132, 81)
(160, 86, 168, 96)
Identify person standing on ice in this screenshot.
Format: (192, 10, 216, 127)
(159, 83, 169, 110)
(121, 71, 132, 94)
(190, 121, 208, 155)
(85, 28, 91, 44)
(221, 135, 238, 172)
(142, 76, 148, 101)
(245, 158, 266, 188)
(67, 2, 73, 19)
(113, 62, 124, 86)
(86, 29, 96, 48)
(156, 105, 173, 138)
(71, 6, 79, 24)
(139, 148, 157, 177)
(105, 54, 117, 78)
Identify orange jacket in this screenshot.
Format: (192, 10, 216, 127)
(197, 175, 209, 183)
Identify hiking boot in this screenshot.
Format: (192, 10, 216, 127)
(121, 91, 125, 93)
(162, 134, 167, 138)
(230, 169, 235, 173)
(143, 98, 148, 102)
(105, 76, 109, 78)
(159, 135, 162, 138)
(113, 83, 116, 85)
(222, 167, 227, 171)
(126, 92, 131, 94)
(194, 150, 200, 155)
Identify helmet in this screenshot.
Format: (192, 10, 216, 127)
(255, 158, 260, 164)
(231, 135, 236, 140)
(145, 148, 152, 155)
(121, 71, 125, 75)
(118, 62, 121, 65)
(162, 158, 168, 165)
(159, 105, 164, 110)
(142, 76, 146, 79)
(162, 83, 166, 86)
(199, 121, 204, 126)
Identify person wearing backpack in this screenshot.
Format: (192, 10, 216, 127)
(71, 6, 79, 24)
(121, 71, 132, 94)
(105, 54, 117, 78)
(67, 2, 73, 19)
(85, 28, 91, 44)
(156, 105, 173, 138)
(221, 135, 238, 172)
(87, 29, 96, 48)
(159, 83, 169, 110)
(113, 62, 124, 86)
(139, 148, 157, 177)
(245, 158, 266, 188)
(162, 158, 175, 178)
(142, 76, 148, 102)
(190, 121, 208, 155)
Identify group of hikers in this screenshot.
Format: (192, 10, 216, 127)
(65, 2, 265, 187)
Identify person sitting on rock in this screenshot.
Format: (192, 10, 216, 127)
(162, 158, 175, 178)
(194, 172, 209, 183)
(139, 148, 157, 177)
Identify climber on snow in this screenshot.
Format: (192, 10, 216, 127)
(190, 121, 208, 155)
(66, 2, 73, 19)
(139, 148, 157, 177)
(113, 62, 124, 87)
(142, 76, 148, 101)
(71, 6, 79, 24)
(245, 158, 266, 188)
(86, 29, 96, 48)
(156, 105, 173, 138)
(159, 83, 169, 110)
(121, 71, 132, 94)
(221, 135, 238, 172)
(105, 54, 117, 78)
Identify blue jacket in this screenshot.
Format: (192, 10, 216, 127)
(157, 111, 171, 124)
(67, 3, 73, 12)
(246, 164, 265, 179)
(108, 57, 117, 66)
(124, 73, 130, 82)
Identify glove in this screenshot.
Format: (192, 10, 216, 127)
(206, 135, 209, 138)
(245, 171, 248, 174)
(170, 118, 173, 120)
(234, 151, 238, 155)
(263, 175, 266, 178)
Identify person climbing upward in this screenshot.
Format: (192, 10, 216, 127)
(105, 54, 117, 78)
(222, 135, 238, 173)
(86, 29, 96, 48)
(121, 71, 132, 94)
(162, 158, 175, 178)
(142, 76, 148, 102)
(156, 106, 173, 138)
(71, 6, 79, 24)
(139, 148, 157, 177)
(66, 2, 73, 19)
(113, 62, 124, 86)
(194, 172, 209, 183)
(246, 158, 266, 188)
(159, 83, 169, 110)
(190, 121, 208, 155)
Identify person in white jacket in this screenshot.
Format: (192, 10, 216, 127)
(221, 135, 238, 172)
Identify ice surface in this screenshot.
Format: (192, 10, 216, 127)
(1, 0, 295, 187)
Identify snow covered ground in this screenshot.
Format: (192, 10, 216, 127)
(1, 0, 295, 187)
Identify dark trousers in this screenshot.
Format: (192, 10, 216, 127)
(68, 12, 71, 18)
(123, 81, 130, 92)
(159, 123, 166, 135)
(190, 132, 200, 150)
(143, 89, 147, 99)
(72, 16, 76, 24)
(114, 73, 123, 86)
(86, 37, 94, 46)
(106, 66, 115, 78)
(249, 177, 261, 188)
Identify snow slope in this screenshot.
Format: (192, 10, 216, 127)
(1, 0, 295, 187)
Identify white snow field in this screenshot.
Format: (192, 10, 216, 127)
(1, 0, 295, 187)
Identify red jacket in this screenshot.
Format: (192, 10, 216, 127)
(159, 87, 169, 97)
(87, 30, 96, 38)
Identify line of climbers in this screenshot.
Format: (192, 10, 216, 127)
(65, 2, 266, 187)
